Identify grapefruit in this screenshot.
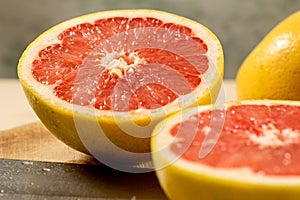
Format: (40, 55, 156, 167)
(236, 11, 300, 100)
(17, 9, 224, 171)
(151, 100, 300, 199)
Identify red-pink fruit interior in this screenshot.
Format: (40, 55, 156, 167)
(31, 17, 209, 111)
(170, 104, 300, 176)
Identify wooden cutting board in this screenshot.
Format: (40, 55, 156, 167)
(0, 122, 167, 199)
(0, 123, 167, 199)
(0, 122, 98, 164)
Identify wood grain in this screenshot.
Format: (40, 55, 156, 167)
(0, 122, 98, 164)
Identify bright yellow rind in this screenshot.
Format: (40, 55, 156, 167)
(18, 9, 223, 161)
(151, 100, 300, 200)
(236, 11, 300, 100)
(154, 162, 300, 200)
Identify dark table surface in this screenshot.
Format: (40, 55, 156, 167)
(0, 158, 167, 200)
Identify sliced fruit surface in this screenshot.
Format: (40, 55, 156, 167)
(236, 11, 300, 100)
(151, 100, 300, 199)
(18, 9, 223, 171)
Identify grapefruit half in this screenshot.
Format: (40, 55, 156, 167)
(17, 9, 224, 171)
(151, 100, 300, 199)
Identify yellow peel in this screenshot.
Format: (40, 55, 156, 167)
(236, 11, 300, 100)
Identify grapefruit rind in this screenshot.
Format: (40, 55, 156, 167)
(236, 11, 300, 101)
(151, 100, 300, 200)
(18, 9, 224, 163)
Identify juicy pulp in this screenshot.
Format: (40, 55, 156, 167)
(31, 17, 209, 111)
(170, 104, 300, 176)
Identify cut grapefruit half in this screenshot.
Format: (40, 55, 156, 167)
(151, 100, 300, 199)
(17, 9, 223, 171)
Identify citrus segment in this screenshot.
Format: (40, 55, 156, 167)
(151, 100, 300, 199)
(18, 10, 223, 170)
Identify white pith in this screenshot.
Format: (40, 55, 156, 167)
(152, 100, 300, 185)
(18, 9, 223, 119)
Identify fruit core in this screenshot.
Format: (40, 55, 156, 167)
(101, 51, 146, 78)
(170, 104, 300, 175)
(31, 16, 209, 111)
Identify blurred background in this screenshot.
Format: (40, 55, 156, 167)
(1, 0, 300, 79)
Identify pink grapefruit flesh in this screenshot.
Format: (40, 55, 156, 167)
(31, 17, 208, 112)
(170, 103, 300, 176)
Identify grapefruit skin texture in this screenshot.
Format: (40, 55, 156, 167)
(236, 11, 300, 100)
(151, 100, 300, 200)
(154, 164, 300, 200)
(18, 10, 224, 163)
